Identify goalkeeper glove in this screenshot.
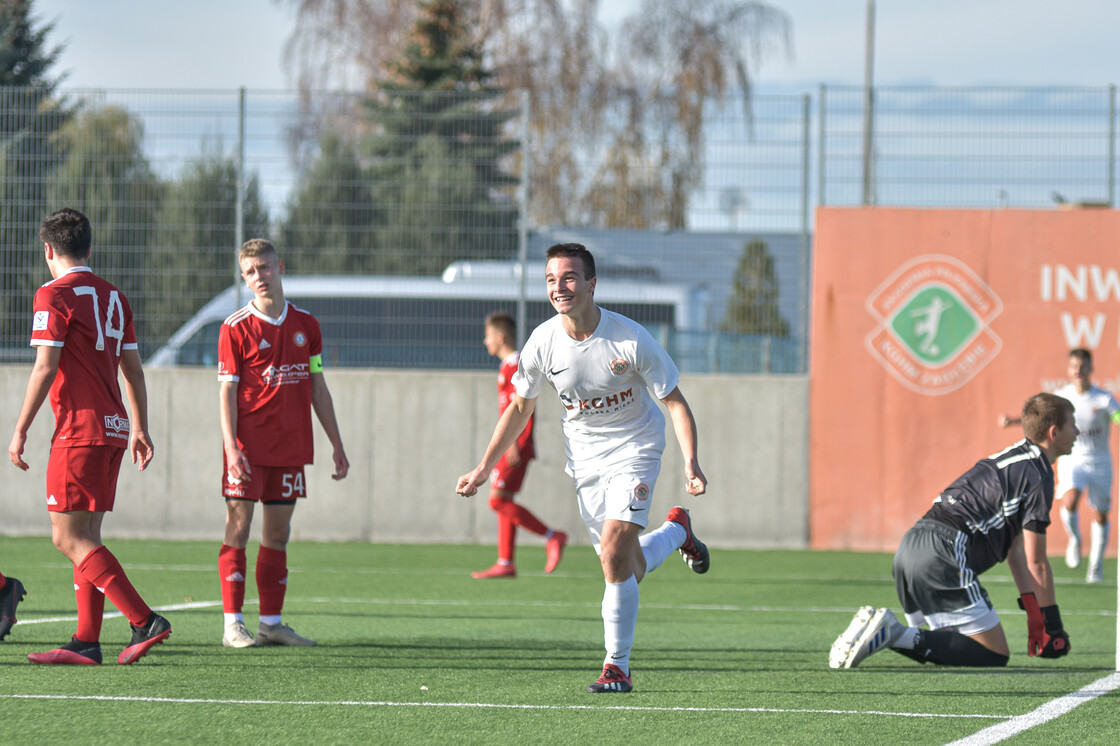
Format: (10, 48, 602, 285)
(1039, 605, 1070, 658)
(1018, 593, 1045, 657)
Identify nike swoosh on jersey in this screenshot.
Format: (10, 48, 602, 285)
(549, 367, 569, 376)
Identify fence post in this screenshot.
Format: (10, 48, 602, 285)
(516, 89, 530, 348)
(818, 84, 827, 207)
(800, 93, 812, 374)
(1109, 84, 1116, 207)
(235, 86, 246, 309)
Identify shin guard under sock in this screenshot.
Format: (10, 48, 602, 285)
(76, 545, 150, 627)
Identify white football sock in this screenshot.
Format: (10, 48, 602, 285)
(259, 614, 282, 626)
(1060, 507, 1081, 542)
(891, 626, 921, 651)
(1089, 520, 1110, 569)
(224, 612, 244, 626)
(639, 521, 685, 575)
(602, 575, 639, 674)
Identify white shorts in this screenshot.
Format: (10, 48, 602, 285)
(574, 458, 660, 555)
(903, 600, 1001, 637)
(1055, 458, 1113, 513)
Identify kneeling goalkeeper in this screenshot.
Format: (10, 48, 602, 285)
(830, 392, 1075, 669)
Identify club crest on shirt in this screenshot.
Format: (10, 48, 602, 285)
(609, 358, 629, 375)
(633, 482, 649, 501)
(293, 331, 307, 347)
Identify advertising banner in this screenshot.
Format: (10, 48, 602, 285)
(810, 207, 1120, 554)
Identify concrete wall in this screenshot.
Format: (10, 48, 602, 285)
(1, 367, 809, 550)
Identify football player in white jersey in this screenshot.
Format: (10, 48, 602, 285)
(457, 243, 708, 694)
(1001, 349, 1120, 582)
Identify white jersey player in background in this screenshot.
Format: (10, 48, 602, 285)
(456, 242, 709, 694)
(1002, 348, 1120, 582)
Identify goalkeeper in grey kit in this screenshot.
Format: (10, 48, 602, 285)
(830, 392, 1076, 668)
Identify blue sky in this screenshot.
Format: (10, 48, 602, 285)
(32, 0, 1120, 91)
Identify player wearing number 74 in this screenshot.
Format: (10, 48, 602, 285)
(8, 207, 171, 665)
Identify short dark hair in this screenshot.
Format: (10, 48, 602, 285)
(40, 208, 92, 260)
(546, 242, 596, 279)
(485, 311, 515, 341)
(1069, 348, 1092, 364)
(1021, 392, 1074, 443)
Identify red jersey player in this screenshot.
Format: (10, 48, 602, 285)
(471, 311, 567, 579)
(8, 208, 170, 665)
(217, 238, 349, 648)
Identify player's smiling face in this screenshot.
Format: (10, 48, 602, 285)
(546, 256, 595, 317)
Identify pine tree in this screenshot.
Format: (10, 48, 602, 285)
(0, 0, 72, 351)
(721, 239, 790, 337)
(362, 0, 518, 275)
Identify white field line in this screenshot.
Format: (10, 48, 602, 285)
(0, 692, 1010, 719)
(6, 599, 1114, 731)
(944, 672, 1120, 746)
(12, 596, 1115, 626)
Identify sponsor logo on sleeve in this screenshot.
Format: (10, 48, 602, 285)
(33, 311, 49, 331)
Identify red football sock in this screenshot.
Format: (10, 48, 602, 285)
(490, 496, 549, 536)
(256, 546, 288, 617)
(73, 564, 105, 642)
(0, 572, 6, 590)
(219, 544, 248, 614)
(76, 545, 151, 627)
(497, 514, 517, 563)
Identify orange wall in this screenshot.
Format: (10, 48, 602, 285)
(810, 207, 1120, 553)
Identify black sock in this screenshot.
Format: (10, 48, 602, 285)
(896, 629, 1008, 667)
(62, 636, 102, 662)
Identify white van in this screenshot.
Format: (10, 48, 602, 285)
(145, 265, 704, 370)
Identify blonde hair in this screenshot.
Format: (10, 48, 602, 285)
(238, 238, 278, 263)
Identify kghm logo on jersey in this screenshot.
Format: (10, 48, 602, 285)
(609, 358, 629, 375)
(103, 414, 130, 439)
(865, 255, 1002, 396)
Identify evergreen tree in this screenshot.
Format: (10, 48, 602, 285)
(363, 0, 518, 275)
(721, 239, 789, 337)
(281, 129, 379, 274)
(150, 143, 271, 347)
(47, 105, 163, 351)
(0, 0, 72, 351)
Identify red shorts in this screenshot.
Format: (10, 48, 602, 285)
(222, 459, 307, 504)
(490, 456, 529, 494)
(46, 445, 125, 512)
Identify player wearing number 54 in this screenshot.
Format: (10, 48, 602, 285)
(216, 238, 349, 649)
(8, 207, 171, 666)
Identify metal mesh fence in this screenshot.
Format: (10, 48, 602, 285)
(2, 84, 1115, 373)
(819, 85, 1118, 209)
(0, 86, 812, 373)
